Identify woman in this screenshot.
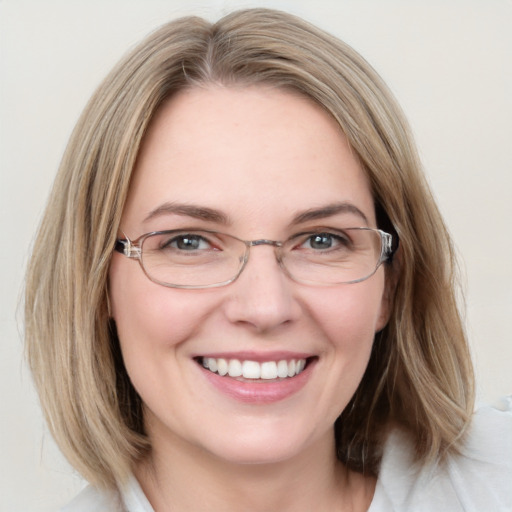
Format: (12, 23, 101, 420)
(25, 8, 511, 511)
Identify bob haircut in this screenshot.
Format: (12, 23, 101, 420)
(25, 8, 474, 488)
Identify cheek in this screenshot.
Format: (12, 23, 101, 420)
(296, 279, 386, 422)
(306, 275, 386, 395)
(108, 261, 218, 416)
(109, 256, 207, 359)
(310, 277, 386, 347)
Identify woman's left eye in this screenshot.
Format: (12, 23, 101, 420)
(300, 232, 348, 250)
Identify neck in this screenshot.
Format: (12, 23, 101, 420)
(134, 428, 374, 512)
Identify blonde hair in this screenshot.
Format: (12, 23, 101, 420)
(25, 8, 474, 488)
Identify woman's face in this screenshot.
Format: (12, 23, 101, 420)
(109, 86, 390, 466)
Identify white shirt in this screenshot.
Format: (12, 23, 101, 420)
(61, 399, 512, 512)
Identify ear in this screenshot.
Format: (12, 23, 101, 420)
(375, 249, 401, 332)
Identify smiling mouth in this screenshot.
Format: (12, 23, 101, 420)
(196, 357, 315, 380)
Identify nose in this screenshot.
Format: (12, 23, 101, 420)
(223, 244, 301, 333)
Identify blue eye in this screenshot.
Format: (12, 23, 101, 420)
(302, 232, 348, 250)
(308, 234, 334, 250)
(165, 234, 211, 251)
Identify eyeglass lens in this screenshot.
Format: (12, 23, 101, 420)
(137, 228, 388, 288)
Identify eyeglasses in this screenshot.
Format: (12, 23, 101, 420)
(114, 227, 397, 289)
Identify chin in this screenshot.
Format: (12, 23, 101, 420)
(192, 417, 331, 467)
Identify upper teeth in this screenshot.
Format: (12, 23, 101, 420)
(202, 358, 307, 379)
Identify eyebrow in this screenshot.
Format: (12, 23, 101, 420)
(143, 201, 369, 227)
(290, 202, 369, 226)
(144, 202, 231, 225)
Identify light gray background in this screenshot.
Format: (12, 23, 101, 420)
(1, 1, 511, 510)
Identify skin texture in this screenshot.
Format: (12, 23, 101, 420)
(109, 86, 389, 511)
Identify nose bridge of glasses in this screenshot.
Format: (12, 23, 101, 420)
(235, 239, 287, 284)
(247, 239, 283, 248)
(246, 239, 284, 265)
(239, 239, 284, 270)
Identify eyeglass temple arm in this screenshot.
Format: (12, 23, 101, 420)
(114, 238, 141, 259)
(114, 239, 127, 254)
(383, 231, 399, 262)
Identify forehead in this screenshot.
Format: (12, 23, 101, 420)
(122, 85, 375, 234)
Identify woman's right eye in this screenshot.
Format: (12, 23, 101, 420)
(162, 234, 212, 251)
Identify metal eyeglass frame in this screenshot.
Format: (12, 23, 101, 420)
(114, 227, 397, 289)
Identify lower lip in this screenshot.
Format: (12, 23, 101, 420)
(198, 360, 316, 404)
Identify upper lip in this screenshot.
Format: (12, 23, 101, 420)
(193, 351, 315, 362)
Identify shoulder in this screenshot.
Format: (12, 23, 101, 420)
(59, 485, 123, 512)
(371, 399, 512, 512)
(60, 475, 153, 512)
